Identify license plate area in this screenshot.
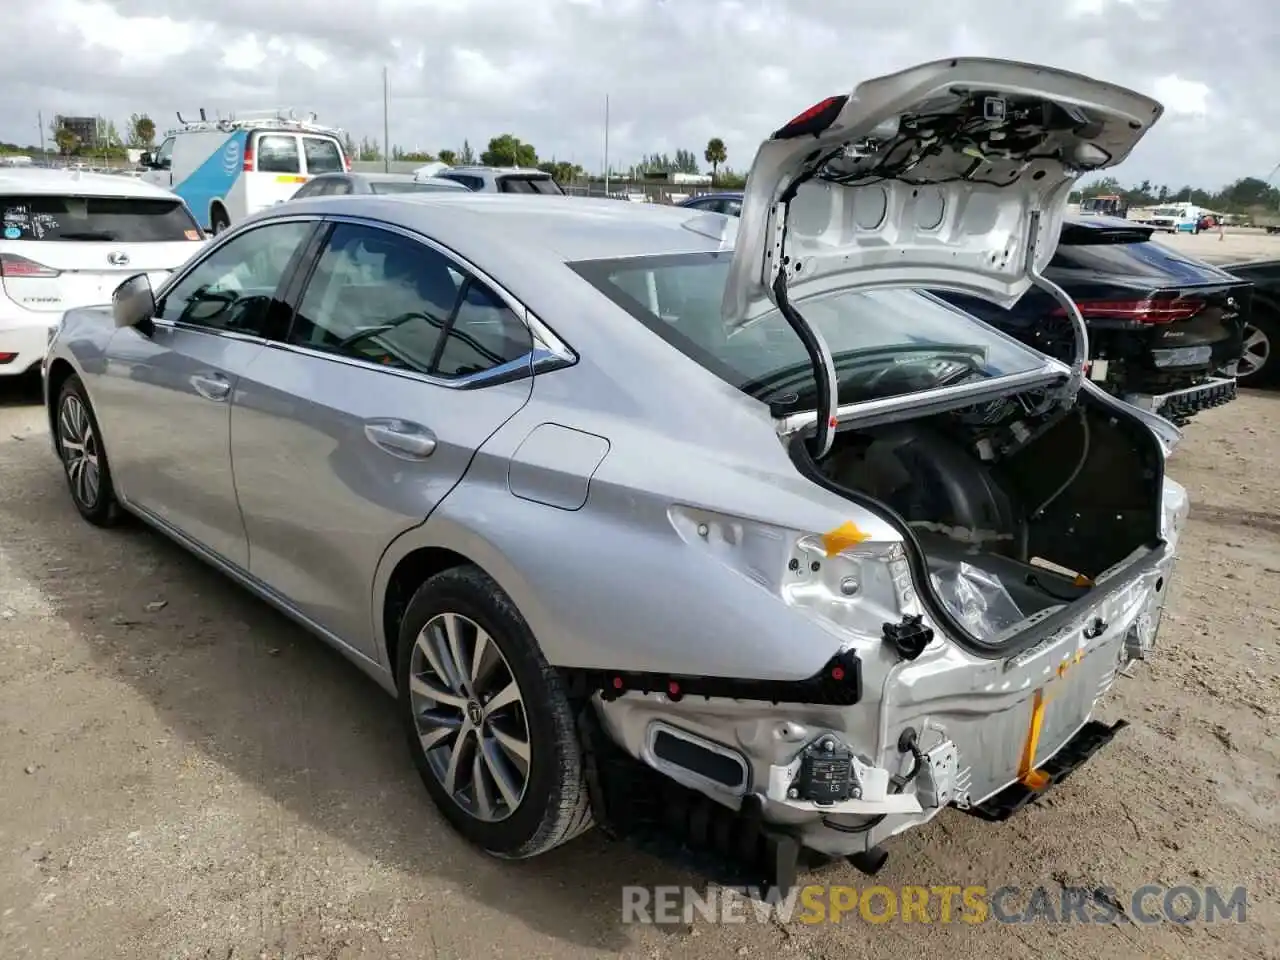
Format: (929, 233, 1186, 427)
(964, 718, 1129, 821)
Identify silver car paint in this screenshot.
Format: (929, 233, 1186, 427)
(46, 190, 1184, 856)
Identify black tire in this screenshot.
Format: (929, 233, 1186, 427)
(396, 565, 593, 858)
(210, 207, 230, 235)
(54, 374, 122, 527)
(1237, 308, 1280, 389)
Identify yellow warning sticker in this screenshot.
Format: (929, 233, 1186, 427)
(820, 521, 871, 557)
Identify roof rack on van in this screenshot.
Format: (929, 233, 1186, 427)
(167, 108, 343, 137)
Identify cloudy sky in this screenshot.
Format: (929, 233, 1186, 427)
(3, 0, 1274, 190)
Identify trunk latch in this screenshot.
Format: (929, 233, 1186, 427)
(883, 614, 934, 661)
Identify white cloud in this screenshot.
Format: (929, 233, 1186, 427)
(1, 0, 1273, 191)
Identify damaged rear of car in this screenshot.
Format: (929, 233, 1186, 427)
(565, 59, 1187, 888)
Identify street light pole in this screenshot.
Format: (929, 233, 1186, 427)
(383, 66, 391, 173)
(603, 94, 610, 197)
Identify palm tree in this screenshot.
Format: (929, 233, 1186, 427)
(704, 137, 727, 184)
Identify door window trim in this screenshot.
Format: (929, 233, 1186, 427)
(267, 213, 577, 390)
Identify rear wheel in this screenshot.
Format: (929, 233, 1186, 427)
(55, 375, 121, 526)
(396, 566, 593, 858)
(1235, 310, 1279, 388)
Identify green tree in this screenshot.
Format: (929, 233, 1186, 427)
(438, 149, 457, 165)
(128, 113, 156, 148)
(537, 160, 582, 184)
(480, 134, 537, 167)
(459, 140, 476, 164)
(358, 136, 382, 162)
(54, 126, 79, 156)
(704, 137, 727, 183)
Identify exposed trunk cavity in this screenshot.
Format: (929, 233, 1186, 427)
(792, 388, 1164, 650)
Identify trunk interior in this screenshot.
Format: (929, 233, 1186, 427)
(795, 387, 1165, 646)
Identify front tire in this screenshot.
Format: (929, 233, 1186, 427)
(396, 566, 593, 858)
(54, 375, 121, 526)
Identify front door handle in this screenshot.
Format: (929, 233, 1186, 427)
(363, 419, 437, 459)
(191, 372, 231, 402)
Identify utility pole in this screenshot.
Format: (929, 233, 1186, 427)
(37, 111, 45, 160)
(382, 66, 391, 173)
(603, 94, 610, 197)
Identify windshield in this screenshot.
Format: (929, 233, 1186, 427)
(571, 253, 1049, 408)
(0, 195, 201, 242)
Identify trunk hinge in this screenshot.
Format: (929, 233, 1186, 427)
(770, 200, 839, 460)
(1024, 209, 1089, 402)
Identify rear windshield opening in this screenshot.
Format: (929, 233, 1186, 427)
(303, 137, 344, 174)
(498, 176, 564, 195)
(570, 253, 1045, 409)
(0, 195, 201, 242)
(257, 135, 300, 174)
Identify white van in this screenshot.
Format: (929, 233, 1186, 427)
(140, 110, 349, 234)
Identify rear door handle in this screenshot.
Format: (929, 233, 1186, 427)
(191, 372, 232, 402)
(363, 419, 438, 459)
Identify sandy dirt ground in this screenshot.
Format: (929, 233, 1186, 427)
(2, 303, 1279, 956)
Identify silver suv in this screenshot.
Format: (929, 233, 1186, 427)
(430, 165, 564, 195)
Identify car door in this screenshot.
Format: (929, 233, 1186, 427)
(229, 219, 536, 654)
(91, 218, 318, 567)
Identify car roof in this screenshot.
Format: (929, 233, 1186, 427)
(445, 166, 553, 176)
(0, 167, 182, 199)
(260, 193, 727, 263)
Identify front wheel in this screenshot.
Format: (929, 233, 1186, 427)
(396, 566, 593, 858)
(54, 375, 121, 526)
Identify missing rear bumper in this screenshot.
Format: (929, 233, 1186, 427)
(964, 718, 1129, 822)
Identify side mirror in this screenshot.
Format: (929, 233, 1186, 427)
(139, 152, 153, 168)
(112, 273, 156, 332)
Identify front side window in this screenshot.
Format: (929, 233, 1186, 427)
(437, 173, 484, 191)
(497, 175, 563, 195)
(0, 195, 201, 242)
(256, 135, 300, 174)
(571, 253, 1047, 409)
(154, 138, 175, 169)
(157, 221, 313, 334)
(302, 137, 344, 174)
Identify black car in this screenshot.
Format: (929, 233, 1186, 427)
(289, 172, 471, 199)
(936, 217, 1248, 425)
(1219, 258, 1279, 387)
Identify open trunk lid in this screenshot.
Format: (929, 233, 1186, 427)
(723, 58, 1164, 328)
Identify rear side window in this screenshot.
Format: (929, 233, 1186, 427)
(438, 174, 484, 191)
(498, 176, 563, 195)
(303, 137, 344, 174)
(1050, 232, 1229, 283)
(0, 195, 201, 242)
(256, 135, 300, 173)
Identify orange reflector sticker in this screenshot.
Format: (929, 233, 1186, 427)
(1017, 688, 1051, 790)
(820, 521, 871, 557)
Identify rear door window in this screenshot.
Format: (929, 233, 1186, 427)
(0, 195, 202, 242)
(255, 134, 300, 174)
(302, 137, 344, 174)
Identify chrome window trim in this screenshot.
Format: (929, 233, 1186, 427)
(150, 210, 580, 389)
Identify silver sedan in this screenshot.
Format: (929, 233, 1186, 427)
(43, 57, 1188, 887)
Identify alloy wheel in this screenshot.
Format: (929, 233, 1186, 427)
(408, 612, 532, 822)
(58, 394, 101, 509)
(1235, 322, 1271, 380)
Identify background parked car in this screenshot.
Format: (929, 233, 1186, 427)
(937, 216, 1247, 424)
(1, 167, 206, 379)
(1220, 258, 1280, 386)
(432, 166, 564, 194)
(290, 172, 470, 199)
